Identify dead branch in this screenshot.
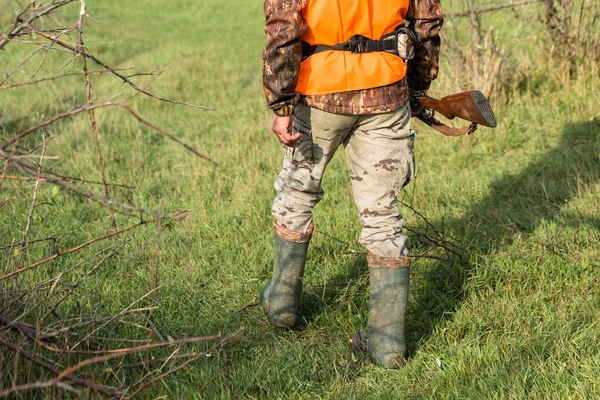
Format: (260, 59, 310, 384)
(6, 154, 58, 160)
(121, 329, 244, 399)
(97, 352, 198, 373)
(55, 328, 244, 382)
(1, 149, 191, 219)
(38, 241, 131, 323)
(0, 333, 122, 398)
(67, 287, 163, 351)
(0, 0, 78, 51)
(16, 133, 48, 270)
(77, 0, 117, 231)
(0, 242, 115, 316)
(444, 0, 542, 17)
(151, 220, 162, 294)
(0, 236, 58, 251)
(0, 68, 131, 92)
(0, 45, 45, 87)
(6, 101, 120, 146)
(52, 329, 242, 360)
(0, 380, 81, 398)
(0, 2, 234, 396)
(2, 174, 135, 188)
(3, 100, 216, 165)
(341, 250, 452, 262)
(44, 306, 158, 332)
(25, 25, 215, 110)
(117, 102, 218, 165)
(0, 316, 57, 341)
(0, 217, 176, 282)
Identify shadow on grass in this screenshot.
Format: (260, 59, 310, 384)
(407, 119, 600, 355)
(296, 252, 369, 331)
(258, 120, 598, 362)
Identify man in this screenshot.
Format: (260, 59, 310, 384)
(260, 0, 443, 368)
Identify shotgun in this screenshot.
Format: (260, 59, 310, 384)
(409, 90, 497, 136)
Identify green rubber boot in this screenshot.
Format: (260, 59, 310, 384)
(353, 253, 411, 368)
(260, 220, 312, 328)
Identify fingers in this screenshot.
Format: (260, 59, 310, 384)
(271, 115, 302, 146)
(408, 89, 426, 116)
(277, 131, 302, 146)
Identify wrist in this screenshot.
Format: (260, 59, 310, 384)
(273, 104, 295, 116)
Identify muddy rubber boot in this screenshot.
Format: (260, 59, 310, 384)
(353, 253, 410, 368)
(260, 219, 313, 328)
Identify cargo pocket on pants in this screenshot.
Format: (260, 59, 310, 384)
(399, 129, 417, 188)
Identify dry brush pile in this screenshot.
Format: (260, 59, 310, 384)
(1, 1, 240, 398)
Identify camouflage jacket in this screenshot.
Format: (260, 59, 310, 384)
(263, 0, 443, 115)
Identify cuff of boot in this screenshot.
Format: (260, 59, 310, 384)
(273, 217, 314, 243)
(367, 252, 411, 269)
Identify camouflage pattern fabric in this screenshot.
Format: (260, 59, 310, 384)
(272, 103, 415, 258)
(263, 0, 443, 115)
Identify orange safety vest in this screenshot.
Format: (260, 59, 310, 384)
(296, 0, 409, 96)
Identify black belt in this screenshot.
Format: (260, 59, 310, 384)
(301, 25, 418, 61)
(301, 35, 397, 61)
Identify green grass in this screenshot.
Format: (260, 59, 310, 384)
(1, 0, 599, 398)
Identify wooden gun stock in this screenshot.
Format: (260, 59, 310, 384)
(410, 90, 497, 136)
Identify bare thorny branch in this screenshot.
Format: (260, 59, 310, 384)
(77, 0, 117, 230)
(444, 0, 542, 17)
(0, 1, 238, 398)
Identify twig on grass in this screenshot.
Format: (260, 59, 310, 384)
(341, 249, 452, 262)
(44, 306, 159, 332)
(303, 279, 352, 336)
(77, 0, 117, 231)
(0, 216, 183, 282)
(1, 149, 191, 219)
(151, 220, 162, 295)
(0, 236, 59, 251)
(39, 241, 131, 323)
(238, 301, 260, 312)
(53, 328, 244, 385)
(0, 316, 57, 341)
(0, 380, 81, 398)
(120, 328, 244, 400)
(6, 101, 122, 146)
(2, 173, 135, 188)
(223, 350, 234, 400)
(67, 286, 164, 351)
(0, 333, 122, 398)
(16, 133, 48, 270)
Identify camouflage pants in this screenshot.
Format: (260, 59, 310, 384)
(272, 102, 415, 258)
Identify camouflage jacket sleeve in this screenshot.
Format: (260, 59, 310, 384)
(405, 0, 444, 91)
(262, 0, 308, 114)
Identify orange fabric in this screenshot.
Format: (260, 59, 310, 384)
(296, 0, 409, 95)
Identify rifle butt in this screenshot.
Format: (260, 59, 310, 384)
(440, 91, 497, 128)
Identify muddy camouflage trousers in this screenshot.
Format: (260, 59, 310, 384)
(272, 102, 416, 258)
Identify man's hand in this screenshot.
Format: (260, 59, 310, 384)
(409, 88, 426, 117)
(271, 115, 302, 146)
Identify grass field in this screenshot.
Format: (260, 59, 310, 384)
(1, 0, 599, 398)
